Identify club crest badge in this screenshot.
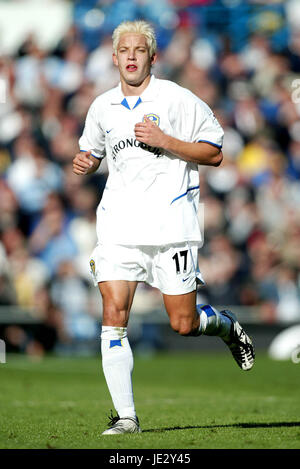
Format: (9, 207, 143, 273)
(143, 113, 160, 126)
(90, 259, 96, 275)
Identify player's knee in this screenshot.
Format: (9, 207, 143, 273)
(178, 324, 194, 336)
(170, 317, 195, 336)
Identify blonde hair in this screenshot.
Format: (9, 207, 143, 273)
(112, 20, 157, 57)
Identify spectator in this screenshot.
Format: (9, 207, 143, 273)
(28, 193, 77, 276)
(50, 260, 99, 354)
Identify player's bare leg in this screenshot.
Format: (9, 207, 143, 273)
(163, 290, 199, 336)
(163, 291, 255, 371)
(100, 280, 138, 327)
(98, 280, 141, 435)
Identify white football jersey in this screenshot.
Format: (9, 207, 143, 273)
(79, 75, 224, 245)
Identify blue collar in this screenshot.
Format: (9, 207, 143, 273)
(120, 96, 142, 110)
(110, 75, 158, 109)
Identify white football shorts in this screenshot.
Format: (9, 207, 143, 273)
(89, 242, 204, 295)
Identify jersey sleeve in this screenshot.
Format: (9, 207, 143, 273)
(78, 100, 106, 159)
(184, 94, 224, 149)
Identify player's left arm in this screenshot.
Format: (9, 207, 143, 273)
(134, 116, 223, 166)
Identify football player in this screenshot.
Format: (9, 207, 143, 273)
(73, 20, 255, 435)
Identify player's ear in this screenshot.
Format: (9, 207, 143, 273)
(150, 53, 157, 67)
(112, 53, 118, 67)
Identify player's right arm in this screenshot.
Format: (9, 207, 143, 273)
(73, 150, 101, 175)
(76, 98, 106, 175)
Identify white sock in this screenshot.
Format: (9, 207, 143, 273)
(196, 304, 232, 341)
(101, 326, 136, 419)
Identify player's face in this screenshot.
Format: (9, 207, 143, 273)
(113, 33, 156, 90)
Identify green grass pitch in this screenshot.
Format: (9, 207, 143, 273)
(0, 351, 300, 449)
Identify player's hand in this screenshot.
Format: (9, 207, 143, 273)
(72, 150, 95, 175)
(134, 116, 167, 149)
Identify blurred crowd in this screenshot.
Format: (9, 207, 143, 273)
(1, 0, 300, 356)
